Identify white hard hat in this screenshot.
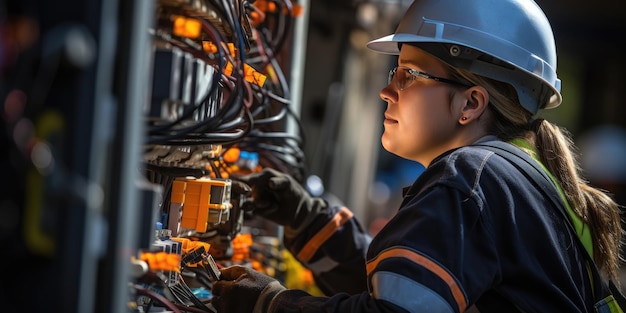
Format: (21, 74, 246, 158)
(367, 0, 562, 114)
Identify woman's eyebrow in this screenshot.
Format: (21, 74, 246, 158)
(398, 59, 418, 67)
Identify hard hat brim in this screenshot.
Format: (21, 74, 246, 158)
(367, 34, 437, 55)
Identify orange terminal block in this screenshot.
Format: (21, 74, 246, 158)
(139, 251, 181, 273)
(179, 177, 232, 233)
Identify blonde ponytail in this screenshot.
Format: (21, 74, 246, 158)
(533, 119, 623, 281)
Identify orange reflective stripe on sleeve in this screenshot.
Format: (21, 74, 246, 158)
(367, 247, 467, 313)
(296, 207, 354, 262)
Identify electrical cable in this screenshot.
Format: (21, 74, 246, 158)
(271, 0, 294, 54)
(175, 303, 214, 313)
(132, 284, 183, 313)
(147, 18, 241, 140)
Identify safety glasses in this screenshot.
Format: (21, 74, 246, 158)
(387, 66, 472, 91)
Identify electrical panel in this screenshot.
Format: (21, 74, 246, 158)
(132, 0, 310, 312)
(0, 0, 315, 312)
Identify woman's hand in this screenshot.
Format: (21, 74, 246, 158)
(211, 265, 286, 313)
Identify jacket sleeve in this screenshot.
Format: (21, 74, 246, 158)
(363, 183, 497, 313)
(273, 183, 495, 313)
(268, 289, 409, 313)
(282, 205, 371, 295)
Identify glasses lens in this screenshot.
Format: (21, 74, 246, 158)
(388, 66, 470, 90)
(388, 67, 397, 87)
(388, 67, 415, 90)
(388, 67, 404, 90)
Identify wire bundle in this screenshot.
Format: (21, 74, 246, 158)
(133, 3, 308, 309)
(238, 0, 307, 181)
(144, 0, 306, 181)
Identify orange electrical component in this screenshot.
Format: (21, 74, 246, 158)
(251, 259, 263, 272)
(180, 178, 232, 233)
(202, 160, 230, 179)
(223, 61, 233, 77)
(202, 42, 236, 58)
(191, 241, 210, 253)
(171, 180, 186, 204)
(172, 15, 202, 39)
(220, 43, 238, 77)
(223, 147, 240, 163)
(254, 0, 277, 13)
(291, 3, 303, 17)
(222, 62, 266, 86)
(231, 233, 253, 262)
(171, 237, 211, 254)
(227, 43, 236, 57)
(140, 251, 181, 272)
(171, 236, 192, 253)
(243, 63, 267, 86)
(248, 9, 266, 27)
(203, 41, 218, 54)
(182, 179, 209, 232)
(253, 0, 303, 17)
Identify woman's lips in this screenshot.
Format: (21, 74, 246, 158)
(384, 114, 398, 124)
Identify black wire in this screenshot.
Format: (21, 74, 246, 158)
(252, 105, 287, 125)
(147, 84, 247, 145)
(144, 0, 310, 189)
(170, 273, 212, 312)
(182, 267, 214, 291)
(132, 284, 183, 313)
(271, 0, 294, 54)
(254, 27, 290, 99)
(147, 8, 255, 143)
(147, 0, 296, 147)
(148, 81, 232, 141)
(146, 24, 226, 135)
(149, 107, 254, 146)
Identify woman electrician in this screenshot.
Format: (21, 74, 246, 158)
(210, 0, 623, 312)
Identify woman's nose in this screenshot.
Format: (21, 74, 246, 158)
(379, 84, 397, 103)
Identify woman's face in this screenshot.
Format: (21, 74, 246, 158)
(379, 45, 468, 166)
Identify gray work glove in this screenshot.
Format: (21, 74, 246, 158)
(238, 168, 327, 234)
(211, 265, 286, 313)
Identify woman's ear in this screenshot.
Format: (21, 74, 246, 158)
(459, 86, 489, 124)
